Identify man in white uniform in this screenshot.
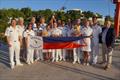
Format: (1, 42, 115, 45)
(5, 19, 23, 69)
(91, 16, 102, 64)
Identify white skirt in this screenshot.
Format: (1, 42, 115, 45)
(81, 38, 91, 52)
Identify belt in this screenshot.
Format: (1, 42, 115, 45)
(13, 40, 17, 42)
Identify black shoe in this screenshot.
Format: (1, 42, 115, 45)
(104, 65, 110, 70)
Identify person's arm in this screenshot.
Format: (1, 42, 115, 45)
(99, 26, 102, 34)
(25, 37, 29, 48)
(18, 29, 22, 47)
(109, 28, 116, 48)
(5, 27, 12, 47)
(89, 29, 93, 38)
(23, 31, 28, 48)
(6, 36, 12, 47)
(19, 35, 22, 47)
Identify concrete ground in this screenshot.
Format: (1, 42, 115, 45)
(0, 44, 120, 80)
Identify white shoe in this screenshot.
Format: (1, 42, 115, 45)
(78, 61, 81, 64)
(72, 61, 76, 64)
(52, 59, 55, 62)
(26, 61, 31, 65)
(35, 58, 39, 62)
(31, 61, 34, 64)
(59, 58, 62, 61)
(63, 59, 66, 61)
(10, 65, 15, 69)
(86, 63, 89, 66)
(83, 63, 86, 65)
(16, 63, 23, 66)
(56, 60, 59, 62)
(27, 62, 31, 65)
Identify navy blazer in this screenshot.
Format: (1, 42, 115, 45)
(99, 27, 115, 48)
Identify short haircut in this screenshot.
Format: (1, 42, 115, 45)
(18, 17, 24, 21)
(11, 18, 17, 23)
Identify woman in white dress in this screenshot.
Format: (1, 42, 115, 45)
(24, 23, 35, 65)
(81, 20, 93, 66)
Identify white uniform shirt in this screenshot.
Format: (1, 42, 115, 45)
(58, 26, 68, 37)
(92, 25, 102, 45)
(67, 28, 72, 37)
(81, 26, 93, 36)
(37, 23, 47, 36)
(51, 28, 62, 36)
(32, 23, 37, 30)
(5, 26, 21, 44)
(32, 23, 38, 36)
(17, 25, 25, 38)
(39, 23, 47, 31)
(24, 30, 35, 48)
(24, 30, 35, 38)
(67, 26, 79, 37)
(63, 27, 68, 37)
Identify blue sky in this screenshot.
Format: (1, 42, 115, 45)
(0, 0, 115, 17)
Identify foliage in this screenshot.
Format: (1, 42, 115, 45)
(0, 7, 113, 34)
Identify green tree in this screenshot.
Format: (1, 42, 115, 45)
(66, 10, 82, 20)
(82, 11, 94, 19)
(21, 7, 32, 18)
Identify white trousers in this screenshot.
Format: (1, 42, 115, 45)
(62, 49, 66, 61)
(36, 49, 43, 60)
(52, 49, 62, 61)
(9, 42, 21, 66)
(27, 48, 34, 63)
(73, 48, 80, 62)
(91, 44, 99, 64)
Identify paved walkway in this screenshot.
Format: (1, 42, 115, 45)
(0, 44, 120, 80)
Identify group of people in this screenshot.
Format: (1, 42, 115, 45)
(5, 15, 115, 70)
